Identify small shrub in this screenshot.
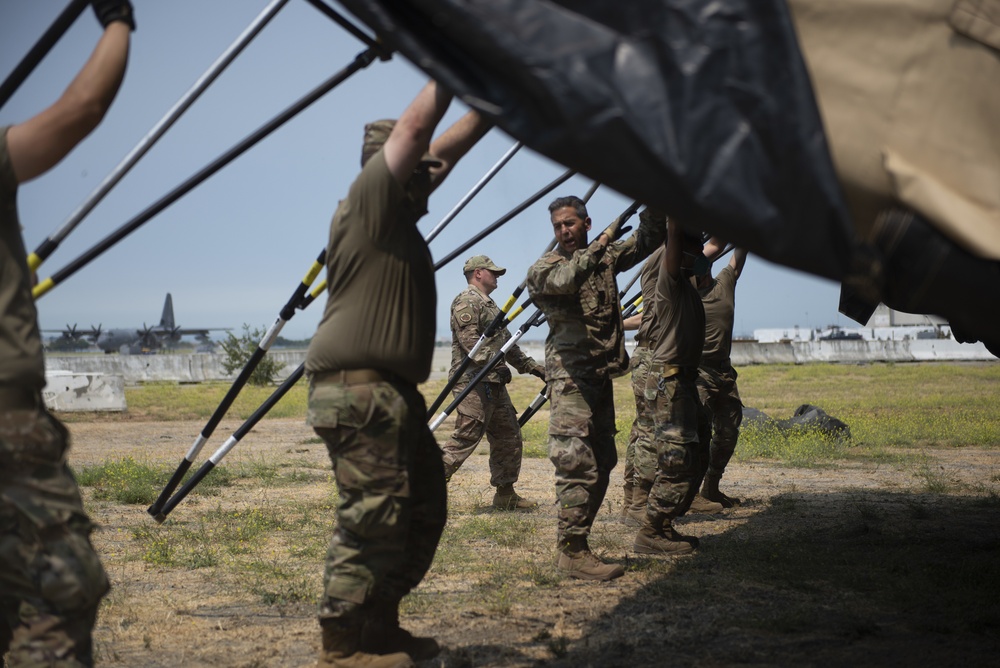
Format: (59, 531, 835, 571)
(220, 324, 286, 386)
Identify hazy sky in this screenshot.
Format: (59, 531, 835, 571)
(3, 0, 844, 343)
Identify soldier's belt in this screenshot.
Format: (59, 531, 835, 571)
(699, 358, 732, 372)
(649, 363, 697, 381)
(0, 386, 42, 411)
(311, 368, 401, 386)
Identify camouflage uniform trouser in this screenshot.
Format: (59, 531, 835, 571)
(696, 364, 743, 480)
(547, 376, 617, 544)
(0, 407, 109, 668)
(441, 382, 522, 487)
(308, 378, 447, 616)
(624, 346, 652, 487)
(642, 370, 710, 520)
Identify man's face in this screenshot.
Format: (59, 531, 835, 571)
(550, 206, 591, 253)
(477, 268, 499, 295)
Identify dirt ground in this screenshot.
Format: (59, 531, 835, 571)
(67, 418, 1000, 667)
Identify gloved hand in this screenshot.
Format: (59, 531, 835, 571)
(600, 216, 633, 244)
(92, 0, 135, 30)
(529, 364, 546, 381)
(495, 366, 513, 384)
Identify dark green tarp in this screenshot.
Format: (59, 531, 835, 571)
(334, 0, 854, 280)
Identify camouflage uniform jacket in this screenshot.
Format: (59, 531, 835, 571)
(450, 285, 542, 383)
(526, 210, 666, 380)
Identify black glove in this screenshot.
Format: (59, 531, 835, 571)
(495, 366, 513, 384)
(93, 0, 135, 30)
(529, 364, 546, 381)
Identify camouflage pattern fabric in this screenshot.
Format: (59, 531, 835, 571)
(644, 373, 710, 520)
(623, 345, 653, 486)
(0, 407, 108, 667)
(449, 285, 542, 384)
(696, 365, 744, 479)
(547, 377, 617, 543)
(441, 382, 523, 487)
(526, 208, 666, 381)
(308, 378, 447, 608)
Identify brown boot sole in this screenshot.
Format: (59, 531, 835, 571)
(632, 540, 696, 556)
(560, 564, 626, 581)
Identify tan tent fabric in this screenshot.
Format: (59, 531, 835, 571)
(788, 0, 1000, 260)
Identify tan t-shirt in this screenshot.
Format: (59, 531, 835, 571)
(305, 150, 436, 385)
(634, 245, 665, 348)
(0, 127, 46, 391)
(700, 265, 737, 362)
(650, 266, 705, 369)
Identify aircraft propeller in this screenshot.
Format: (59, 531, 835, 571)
(137, 323, 159, 347)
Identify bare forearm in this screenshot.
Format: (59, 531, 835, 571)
(428, 109, 492, 192)
(8, 22, 130, 183)
(623, 313, 642, 331)
(384, 81, 452, 184)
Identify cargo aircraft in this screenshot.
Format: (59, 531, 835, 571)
(46, 293, 229, 354)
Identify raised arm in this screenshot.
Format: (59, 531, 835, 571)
(703, 236, 724, 261)
(427, 109, 492, 193)
(527, 247, 605, 296)
(7, 9, 132, 184)
(382, 80, 452, 185)
(663, 218, 683, 281)
(731, 247, 748, 280)
(613, 206, 667, 273)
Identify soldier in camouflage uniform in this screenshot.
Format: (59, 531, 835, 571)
(633, 218, 711, 557)
(526, 197, 665, 580)
(305, 82, 489, 668)
(620, 246, 664, 524)
(1, 3, 133, 665)
(694, 242, 748, 508)
(442, 255, 546, 509)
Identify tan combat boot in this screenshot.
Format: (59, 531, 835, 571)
(686, 494, 726, 514)
(634, 514, 699, 556)
(317, 620, 414, 668)
(493, 483, 538, 510)
(556, 536, 625, 581)
(360, 599, 440, 661)
(700, 473, 740, 508)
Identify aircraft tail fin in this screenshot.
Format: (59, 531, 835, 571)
(160, 293, 175, 330)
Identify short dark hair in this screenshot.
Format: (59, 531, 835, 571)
(548, 195, 588, 220)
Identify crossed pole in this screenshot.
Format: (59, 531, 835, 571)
(516, 202, 645, 426)
(425, 181, 600, 417)
(0, 0, 90, 110)
(27, 0, 294, 272)
(150, 150, 576, 522)
(33, 45, 383, 299)
(146, 248, 327, 518)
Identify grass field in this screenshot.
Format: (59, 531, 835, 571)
(61, 362, 1000, 666)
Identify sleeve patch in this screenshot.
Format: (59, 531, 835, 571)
(459, 312, 473, 324)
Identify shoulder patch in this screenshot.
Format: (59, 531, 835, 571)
(459, 312, 473, 324)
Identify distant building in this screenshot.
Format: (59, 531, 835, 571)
(753, 306, 951, 343)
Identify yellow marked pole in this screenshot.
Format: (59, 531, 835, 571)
(32, 277, 55, 299)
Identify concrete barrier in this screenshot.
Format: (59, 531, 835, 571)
(45, 338, 993, 387)
(44, 370, 126, 412)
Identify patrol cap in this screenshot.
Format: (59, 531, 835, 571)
(463, 255, 506, 276)
(361, 118, 443, 168)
